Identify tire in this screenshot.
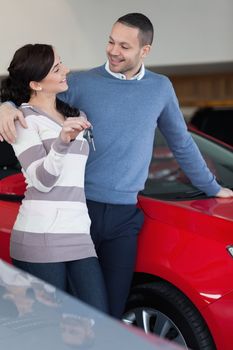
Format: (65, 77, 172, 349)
(123, 281, 216, 350)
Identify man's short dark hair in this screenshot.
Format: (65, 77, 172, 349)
(116, 13, 154, 46)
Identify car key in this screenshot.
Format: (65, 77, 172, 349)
(80, 127, 96, 151)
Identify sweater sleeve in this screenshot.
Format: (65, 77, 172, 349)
(157, 79, 221, 196)
(12, 117, 70, 193)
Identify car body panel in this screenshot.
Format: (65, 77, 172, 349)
(201, 290, 233, 349)
(0, 173, 26, 263)
(136, 195, 233, 306)
(0, 201, 19, 264)
(134, 199, 233, 347)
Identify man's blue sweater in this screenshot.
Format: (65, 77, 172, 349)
(60, 65, 220, 204)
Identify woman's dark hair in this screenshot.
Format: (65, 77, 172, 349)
(0, 44, 79, 118)
(117, 13, 154, 46)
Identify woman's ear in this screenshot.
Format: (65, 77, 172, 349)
(29, 81, 42, 92)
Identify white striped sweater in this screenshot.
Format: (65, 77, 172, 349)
(10, 104, 96, 263)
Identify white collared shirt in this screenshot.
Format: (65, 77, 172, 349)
(105, 61, 145, 80)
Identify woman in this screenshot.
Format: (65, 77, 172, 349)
(0, 44, 109, 313)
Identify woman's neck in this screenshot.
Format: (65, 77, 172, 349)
(29, 93, 56, 112)
(29, 94, 65, 124)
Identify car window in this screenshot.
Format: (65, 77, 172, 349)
(142, 130, 233, 200)
(189, 108, 233, 146)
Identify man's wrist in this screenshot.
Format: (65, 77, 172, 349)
(2, 101, 16, 108)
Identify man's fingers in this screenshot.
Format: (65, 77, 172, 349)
(17, 112, 28, 128)
(3, 118, 17, 143)
(0, 111, 27, 144)
(216, 187, 233, 198)
(1, 130, 15, 144)
(1, 116, 18, 143)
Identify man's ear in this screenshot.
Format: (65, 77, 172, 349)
(141, 45, 151, 59)
(29, 81, 42, 91)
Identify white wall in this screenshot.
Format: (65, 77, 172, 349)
(0, 0, 233, 75)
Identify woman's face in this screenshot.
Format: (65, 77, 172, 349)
(39, 49, 70, 94)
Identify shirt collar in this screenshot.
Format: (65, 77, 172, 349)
(105, 61, 145, 80)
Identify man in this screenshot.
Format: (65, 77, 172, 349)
(0, 13, 232, 319)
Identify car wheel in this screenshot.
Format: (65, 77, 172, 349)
(123, 281, 216, 350)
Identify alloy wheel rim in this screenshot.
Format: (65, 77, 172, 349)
(123, 307, 188, 348)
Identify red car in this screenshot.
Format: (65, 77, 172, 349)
(123, 129, 233, 350)
(1, 130, 233, 350)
